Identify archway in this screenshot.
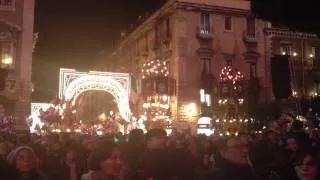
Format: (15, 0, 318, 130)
(73, 90, 118, 125)
(59, 69, 131, 122)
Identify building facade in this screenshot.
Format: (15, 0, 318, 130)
(105, 0, 320, 122)
(0, 0, 35, 131)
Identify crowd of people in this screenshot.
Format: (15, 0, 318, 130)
(0, 125, 319, 180)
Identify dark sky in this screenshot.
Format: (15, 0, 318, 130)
(32, 0, 166, 101)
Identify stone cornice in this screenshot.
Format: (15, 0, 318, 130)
(176, 1, 250, 17)
(264, 28, 319, 40)
(117, 1, 176, 50)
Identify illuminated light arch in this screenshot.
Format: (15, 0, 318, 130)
(59, 69, 131, 122)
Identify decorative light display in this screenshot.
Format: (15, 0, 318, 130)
(141, 60, 169, 79)
(28, 103, 63, 133)
(211, 116, 262, 136)
(219, 66, 244, 84)
(0, 116, 15, 132)
(214, 65, 249, 135)
(141, 59, 172, 129)
(59, 68, 132, 122)
(142, 95, 171, 121)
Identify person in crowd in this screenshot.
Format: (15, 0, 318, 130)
(238, 132, 253, 145)
(6, 146, 45, 180)
(80, 135, 95, 171)
(29, 143, 48, 180)
(121, 129, 145, 179)
(134, 128, 173, 179)
(6, 134, 17, 151)
(0, 150, 16, 179)
(293, 149, 319, 180)
(60, 142, 84, 180)
(250, 129, 282, 178)
(136, 128, 195, 180)
(17, 134, 31, 146)
(81, 140, 122, 180)
(193, 150, 214, 180)
(285, 133, 300, 152)
(44, 140, 64, 180)
(212, 136, 258, 180)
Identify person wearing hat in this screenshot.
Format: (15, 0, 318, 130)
(6, 146, 45, 180)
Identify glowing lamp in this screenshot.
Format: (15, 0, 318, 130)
(184, 103, 197, 117)
(2, 55, 12, 65)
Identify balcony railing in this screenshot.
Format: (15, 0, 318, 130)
(197, 26, 213, 40)
(243, 31, 257, 43)
(0, 0, 15, 11)
(291, 60, 315, 70)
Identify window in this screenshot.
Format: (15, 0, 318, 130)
(200, 89, 205, 103)
(145, 33, 148, 52)
(246, 17, 255, 36)
(311, 47, 316, 58)
(205, 94, 211, 107)
(166, 18, 170, 38)
(0, 42, 13, 68)
(280, 45, 292, 56)
(135, 41, 139, 56)
(202, 59, 211, 74)
(249, 64, 257, 78)
(0, 0, 15, 10)
(200, 12, 210, 34)
(0, 0, 12, 5)
(155, 25, 160, 45)
(224, 17, 232, 31)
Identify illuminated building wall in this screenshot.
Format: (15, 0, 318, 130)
(0, 0, 35, 131)
(104, 0, 320, 123)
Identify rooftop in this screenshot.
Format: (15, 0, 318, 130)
(177, 0, 250, 10)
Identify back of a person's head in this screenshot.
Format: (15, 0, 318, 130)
(293, 148, 319, 166)
(64, 140, 80, 152)
(88, 140, 117, 171)
(28, 143, 46, 158)
(217, 136, 243, 152)
(17, 134, 31, 145)
(285, 132, 311, 148)
(146, 128, 166, 140)
(129, 129, 144, 144)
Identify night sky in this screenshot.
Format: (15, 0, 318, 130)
(32, 0, 166, 101)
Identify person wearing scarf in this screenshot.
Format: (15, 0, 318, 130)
(7, 146, 45, 180)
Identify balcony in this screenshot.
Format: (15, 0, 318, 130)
(243, 31, 257, 43)
(0, 0, 15, 11)
(290, 60, 313, 67)
(196, 26, 213, 40)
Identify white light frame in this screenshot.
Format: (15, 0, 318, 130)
(28, 103, 53, 133)
(59, 68, 131, 122)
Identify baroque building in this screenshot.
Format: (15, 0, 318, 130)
(0, 0, 35, 131)
(104, 0, 320, 122)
